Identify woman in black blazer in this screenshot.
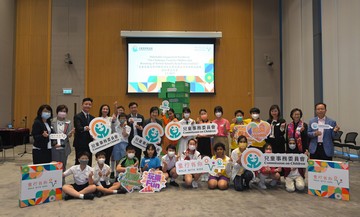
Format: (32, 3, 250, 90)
(32, 104, 54, 164)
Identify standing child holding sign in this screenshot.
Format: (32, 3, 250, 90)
(178, 107, 195, 156)
(111, 113, 131, 172)
(181, 139, 202, 188)
(208, 143, 231, 190)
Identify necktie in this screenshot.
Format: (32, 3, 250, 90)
(86, 114, 89, 123)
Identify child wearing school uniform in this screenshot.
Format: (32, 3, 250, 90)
(111, 113, 132, 168)
(140, 144, 161, 172)
(92, 151, 126, 197)
(284, 138, 306, 192)
(258, 143, 281, 189)
(178, 107, 196, 156)
(208, 143, 231, 190)
(116, 145, 139, 173)
(161, 144, 179, 187)
(231, 135, 254, 191)
(181, 139, 202, 188)
(62, 152, 96, 200)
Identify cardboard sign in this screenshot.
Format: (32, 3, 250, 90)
(49, 133, 67, 145)
(131, 135, 162, 156)
(246, 121, 271, 142)
(308, 160, 349, 201)
(164, 122, 218, 141)
(311, 122, 333, 130)
(142, 123, 164, 144)
(88, 117, 121, 154)
(159, 100, 170, 112)
(20, 162, 63, 208)
(175, 156, 224, 175)
(240, 148, 308, 171)
(139, 170, 166, 193)
(233, 124, 249, 140)
(117, 167, 142, 193)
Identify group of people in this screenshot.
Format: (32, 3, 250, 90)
(31, 98, 340, 200)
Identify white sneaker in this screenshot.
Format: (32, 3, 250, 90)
(192, 181, 198, 188)
(258, 182, 267, 190)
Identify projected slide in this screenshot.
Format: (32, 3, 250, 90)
(128, 43, 214, 93)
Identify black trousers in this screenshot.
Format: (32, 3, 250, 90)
(234, 170, 253, 191)
(310, 143, 332, 161)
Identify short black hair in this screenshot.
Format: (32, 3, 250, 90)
(182, 107, 191, 113)
(118, 112, 127, 119)
(214, 106, 223, 114)
(249, 107, 260, 114)
(95, 151, 106, 158)
(166, 144, 176, 151)
(263, 143, 272, 152)
(167, 108, 175, 114)
(126, 145, 136, 151)
(56, 104, 68, 114)
(77, 151, 90, 159)
(290, 108, 303, 119)
(315, 102, 327, 110)
(117, 105, 125, 110)
(234, 109, 244, 116)
(143, 144, 157, 158)
(36, 104, 53, 120)
(213, 142, 225, 151)
(82, 97, 93, 104)
(128, 102, 138, 108)
(237, 135, 248, 144)
(199, 108, 207, 114)
(149, 106, 160, 115)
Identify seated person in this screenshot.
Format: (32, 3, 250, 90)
(116, 145, 139, 173)
(92, 151, 126, 197)
(161, 144, 179, 187)
(208, 143, 231, 190)
(62, 151, 96, 200)
(140, 144, 161, 172)
(258, 144, 281, 190)
(180, 139, 202, 188)
(284, 138, 306, 192)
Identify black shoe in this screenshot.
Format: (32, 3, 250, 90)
(96, 191, 104, 198)
(83, 193, 94, 200)
(64, 194, 74, 201)
(110, 172, 115, 179)
(169, 181, 179, 187)
(117, 187, 127, 194)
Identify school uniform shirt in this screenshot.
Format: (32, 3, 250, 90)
(92, 163, 111, 185)
(111, 123, 131, 143)
(140, 157, 161, 171)
(64, 165, 93, 185)
(177, 118, 195, 155)
(119, 156, 139, 167)
(161, 154, 177, 170)
(231, 148, 245, 180)
(180, 150, 201, 160)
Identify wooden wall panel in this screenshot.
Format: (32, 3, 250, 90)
(14, 0, 51, 128)
(86, 0, 254, 120)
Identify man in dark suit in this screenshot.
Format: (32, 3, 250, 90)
(308, 103, 340, 161)
(126, 102, 144, 161)
(73, 98, 94, 166)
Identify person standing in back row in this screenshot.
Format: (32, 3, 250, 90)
(126, 102, 145, 162)
(73, 98, 94, 166)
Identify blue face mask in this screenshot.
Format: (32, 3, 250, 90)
(120, 119, 126, 124)
(41, 112, 51, 120)
(236, 116, 243, 122)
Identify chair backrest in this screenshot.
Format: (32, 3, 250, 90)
(0, 135, 3, 147)
(333, 130, 343, 143)
(345, 132, 358, 145)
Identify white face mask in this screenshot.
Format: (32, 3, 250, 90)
(215, 112, 222, 118)
(183, 113, 190, 119)
(127, 153, 135, 159)
(97, 158, 105, 164)
(189, 145, 196, 151)
(167, 151, 175, 157)
(289, 143, 296, 150)
(251, 114, 259, 120)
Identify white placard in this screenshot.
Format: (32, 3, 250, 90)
(131, 135, 162, 156)
(176, 156, 224, 175)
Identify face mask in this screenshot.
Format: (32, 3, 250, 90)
(238, 142, 247, 149)
(41, 112, 51, 120)
(57, 111, 67, 119)
(236, 116, 243, 122)
(127, 153, 135, 159)
(201, 114, 208, 120)
(189, 145, 196, 151)
(120, 119, 126, 124)
(79, 159, 89, 165)
(98, 158, 105, 164)
(168, 151, 175, 157)
(251, 114, 259, 120)
(289, 143, 296, 150)
(215, 112, 222, 118)
(183, 113, 190, 119)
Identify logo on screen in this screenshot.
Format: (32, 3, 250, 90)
(132, 46, 138, 52)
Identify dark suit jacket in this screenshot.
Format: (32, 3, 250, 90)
(127, 113, 145, 144)
(73, 112, 94, 148)
(32, 118, 54, 149)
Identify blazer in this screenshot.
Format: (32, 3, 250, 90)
(73, 112, 94, 148)
(32, 118, 54, 149)
(307, 116, 338, 157)
(51, 117, 72, 156)
(127, 113, 145, 144)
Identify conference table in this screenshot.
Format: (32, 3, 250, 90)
(0, 128, 30, 147)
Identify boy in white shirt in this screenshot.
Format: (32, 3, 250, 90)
(92, 151, 126, 197)
(62, 152, 96, 200)
(161, 145, 179, 187)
